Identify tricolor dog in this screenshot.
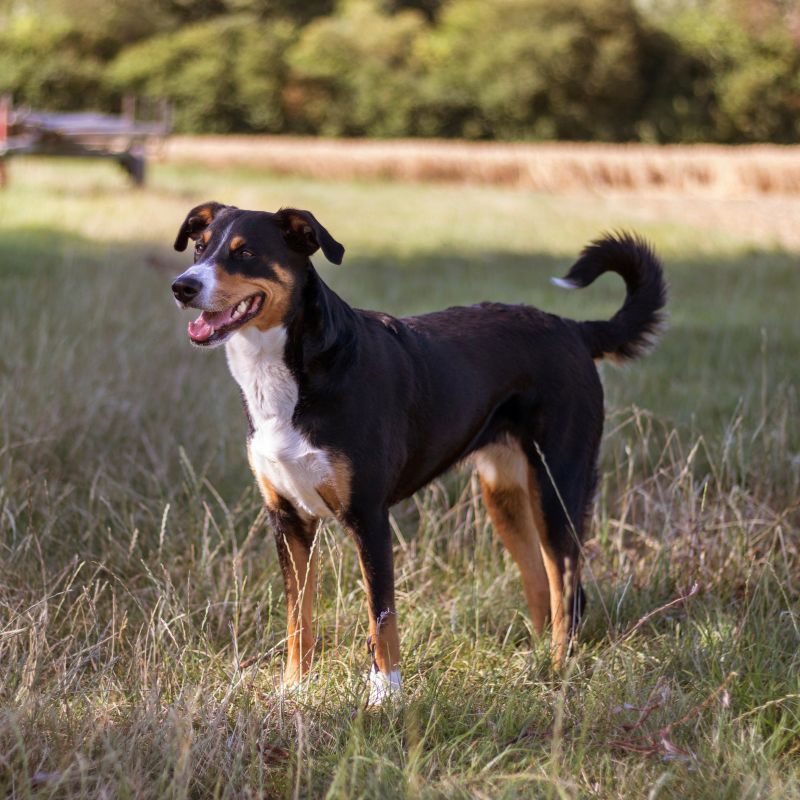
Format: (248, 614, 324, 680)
(171, 203, 666, 705)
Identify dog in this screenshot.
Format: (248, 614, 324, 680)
(171, 202, 666, 705)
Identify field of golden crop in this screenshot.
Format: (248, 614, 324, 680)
(162, 136, 800, 251)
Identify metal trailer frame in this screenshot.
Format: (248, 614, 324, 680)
(0, 96, 171, 187)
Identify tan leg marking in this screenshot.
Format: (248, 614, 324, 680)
(249, 446, 281, 511)
(475, 441, 550, 635)
(563, 553, 581, 655)
(249, 446, 319, 685)
(357, 557, 400, 674)
(282, 534, 318, 686)
(527, 469, 568, 666)
(315, 453, 352, 517)
(255, 473, 281, 511)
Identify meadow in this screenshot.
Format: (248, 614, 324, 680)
(0, 157, 798, 798)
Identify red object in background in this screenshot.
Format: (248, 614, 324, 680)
(0, 95, 9, 143)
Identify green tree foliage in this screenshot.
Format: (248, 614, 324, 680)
(108, 17, 295, 133)
(418, 0, 654, 140)
(0, 16, 112, 111)
(656, 0, 800, 143)
(0, 0, 798, 142)
(286, 1, 428, 136)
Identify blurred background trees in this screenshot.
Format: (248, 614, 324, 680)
(0, 0, 798, 142)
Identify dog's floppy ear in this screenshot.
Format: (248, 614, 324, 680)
(174, 201, 234, 252)
(274, 208, 345, 265)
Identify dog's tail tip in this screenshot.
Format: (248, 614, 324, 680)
(550, 276, 580, 290)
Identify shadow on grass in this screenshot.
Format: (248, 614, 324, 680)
(2, 224, 797, 495)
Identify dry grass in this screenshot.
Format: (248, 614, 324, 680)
(164, 136, 800, 197)
(0, 158, 798, 798)
(162, 136, 800, 251)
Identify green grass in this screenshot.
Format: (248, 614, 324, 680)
(0, 158, 798, 798)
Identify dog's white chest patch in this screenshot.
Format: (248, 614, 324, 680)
(226, 327, 333, 518)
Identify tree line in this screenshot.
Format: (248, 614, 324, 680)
(1, 0, 798, 143)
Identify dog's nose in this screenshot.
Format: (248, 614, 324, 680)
(172, 277, 202, 304)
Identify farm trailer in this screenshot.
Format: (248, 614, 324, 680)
(0, 96, 170, 187)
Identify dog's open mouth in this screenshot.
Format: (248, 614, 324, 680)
(187, 293, 265, 345)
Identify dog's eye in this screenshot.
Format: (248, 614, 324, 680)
(194, 241, 205, 254)
(240, 249, 255, 259)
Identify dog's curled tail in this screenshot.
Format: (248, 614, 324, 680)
(552, 232, 667, 362)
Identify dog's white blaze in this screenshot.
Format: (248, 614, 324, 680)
(176, 261, 219, 308)
(226, 326, 333, 518)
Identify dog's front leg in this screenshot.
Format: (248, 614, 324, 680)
(346, 510, 402, 706)
(271, 509, 319, 688)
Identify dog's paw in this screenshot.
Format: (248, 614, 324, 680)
(366, 664, 402, 708)
(280, 677, 312, 699)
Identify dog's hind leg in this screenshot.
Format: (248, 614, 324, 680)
(526, 452, 593, 667)
(475, 440, 550, 635)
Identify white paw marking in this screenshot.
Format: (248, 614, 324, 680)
(366, 666, 402, 708)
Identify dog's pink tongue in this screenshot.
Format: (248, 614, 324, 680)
(187, 307, 235, 342)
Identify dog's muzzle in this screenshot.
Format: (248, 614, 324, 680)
(172, 276, 202, 305)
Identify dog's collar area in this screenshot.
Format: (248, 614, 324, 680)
(188, 292, 265, 346)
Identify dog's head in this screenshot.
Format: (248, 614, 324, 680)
(171, 202, 344, 347)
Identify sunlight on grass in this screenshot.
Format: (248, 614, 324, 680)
(0, 160, 798, 798)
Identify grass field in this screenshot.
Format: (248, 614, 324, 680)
(0, 158, 798, 798)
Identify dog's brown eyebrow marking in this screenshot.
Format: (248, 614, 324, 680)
(230, 236, 246, 250)
(201, 229, 212, 244)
